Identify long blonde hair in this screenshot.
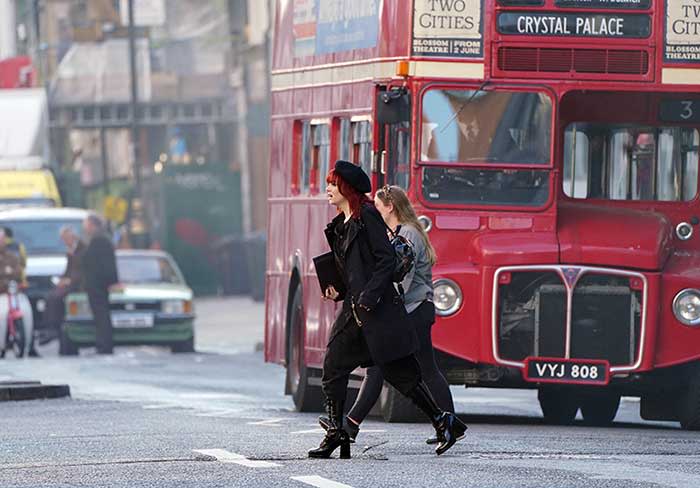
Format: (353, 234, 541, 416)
(375, 185, 437, 265)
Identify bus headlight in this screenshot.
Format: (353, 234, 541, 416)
(673, 289, 700, 326)
(433, 279, 462, 316)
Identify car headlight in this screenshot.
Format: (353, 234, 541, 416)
(67, 300, 92, 318)
(673, 289, 700, 326)
(162, 300, 192, 315)
(433, 279, 462, 316)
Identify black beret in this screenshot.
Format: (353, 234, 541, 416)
(334, 160, 371, 193)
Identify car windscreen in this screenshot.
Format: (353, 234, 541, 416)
(117, 256, 183, 284)
(421, 89, 552, 165)
(2, 219, 83, 254)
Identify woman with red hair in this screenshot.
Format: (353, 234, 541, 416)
(308, 160, 466, 460)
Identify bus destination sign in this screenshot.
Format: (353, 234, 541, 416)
(554, 0, 650, 9)
(497, 12, 651, 38)
(665, 0, 700, 63)
(412, 0, 484, 58)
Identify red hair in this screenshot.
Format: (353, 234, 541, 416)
(326, 169, 372, 218)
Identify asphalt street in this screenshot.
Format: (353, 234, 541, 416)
(1, 296, 700, 488)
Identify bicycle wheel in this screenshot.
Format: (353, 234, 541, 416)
(10, 319, 26, 358)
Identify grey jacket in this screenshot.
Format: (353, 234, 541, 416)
(398, 224, 433, 313)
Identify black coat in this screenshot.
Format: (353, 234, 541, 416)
(81, 233, 118, 292)
(324, 204, 417, 364)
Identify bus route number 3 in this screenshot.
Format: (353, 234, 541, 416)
(660, 99, 700, 124)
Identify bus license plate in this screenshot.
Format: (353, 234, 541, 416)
(111, 312, 154, 329)
(524, 358, 609, 385)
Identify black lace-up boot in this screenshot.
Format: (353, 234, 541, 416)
(308, 400, 351, 459)
(406, 381, 467, 455)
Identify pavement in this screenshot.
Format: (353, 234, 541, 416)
(1, 296, 700, 487)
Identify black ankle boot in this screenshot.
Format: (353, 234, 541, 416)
(309, 400, 351, 459)
(407, 382, 467, 455)
(318, 415, 359, 441)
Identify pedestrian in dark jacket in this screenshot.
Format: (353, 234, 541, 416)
(319, 184, 458, 445)
(308, 160, 466, 460)
(81, 213, 118, 354)
(41, 226, 85, 344)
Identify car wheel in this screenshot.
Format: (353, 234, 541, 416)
(171, 336, 195, 353)
(59, 327, 79, 356)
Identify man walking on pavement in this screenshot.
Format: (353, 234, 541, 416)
(40, 226, 85, 345)
(81, 214, 118, 354)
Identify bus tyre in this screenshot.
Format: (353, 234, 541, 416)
(286, 287, 323, 412)
(380, 384, 426, 423)
(59, 328, 79, 356)
(580, 392, 620, 426)
(679, 363, 700, 430)
(538, 387, 579, 425)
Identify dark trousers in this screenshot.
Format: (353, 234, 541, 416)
(43, 286, 70, 333)
(347, 301, 454, 423)
(87, 287, 113, 353)
(321, 318, 421, 406)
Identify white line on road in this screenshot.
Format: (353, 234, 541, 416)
(290, 429, 386, 435)
(193, 449, 281, 468)
(291, 475, 355, 488)
(247, 418, 288, 425)
(195, 409, 241, 417)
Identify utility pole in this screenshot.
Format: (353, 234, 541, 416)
(128, 0, 141, 198)
(127, 0, 149, 248)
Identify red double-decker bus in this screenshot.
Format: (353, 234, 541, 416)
(266, 0, 700, 429)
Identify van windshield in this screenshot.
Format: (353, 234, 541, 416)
(2, 219, 83, 254)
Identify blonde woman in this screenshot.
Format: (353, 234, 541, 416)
(320, 184, 460, 445)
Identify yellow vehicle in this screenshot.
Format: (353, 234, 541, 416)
(0, 170, 62, 208)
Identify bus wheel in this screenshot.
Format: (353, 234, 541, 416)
(538, 387, 579, 425)
(285, 287, 323, 412)
(379, 384, 426, 423)
(679, 363, 700, 430)
(580, 392, 620, 426)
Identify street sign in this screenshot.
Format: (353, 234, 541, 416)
(104, 195, 129, 223)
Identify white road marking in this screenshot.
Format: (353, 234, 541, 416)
(290, 429, 386, 435)
(247, 418, 287, 425)
(195, 409, 240, 417)
(291, 475, 355, 488)
(192, 449, 281, 468)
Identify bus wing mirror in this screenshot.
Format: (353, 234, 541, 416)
(376, 90, 411, 125)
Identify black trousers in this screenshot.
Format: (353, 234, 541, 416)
(321, 318, 421, 406)
(43, 286, 70, 333)
(87, 287, 113, 353)
(347, 301, 455, 423)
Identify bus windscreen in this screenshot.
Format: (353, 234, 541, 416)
(421, 89, 552, 165)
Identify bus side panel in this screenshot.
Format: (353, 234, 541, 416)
(265, 200, 289, 364)
(303, 202, 337, 368)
